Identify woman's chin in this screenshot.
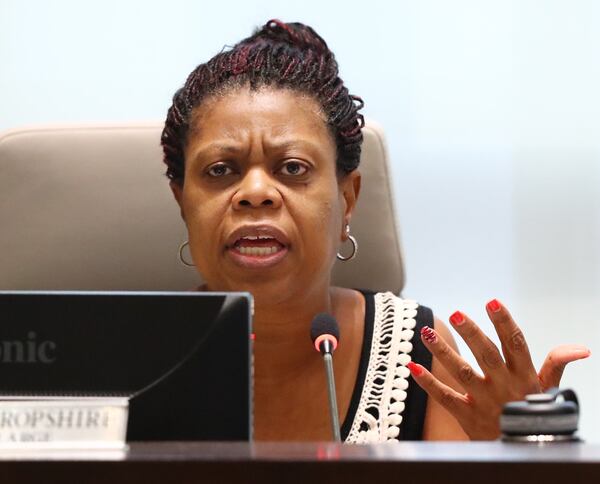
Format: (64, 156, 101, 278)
(210, 272, 305, 308)
(201, 250, 328, 307)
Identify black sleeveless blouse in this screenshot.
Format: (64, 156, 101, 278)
(340, 290, 433, 441)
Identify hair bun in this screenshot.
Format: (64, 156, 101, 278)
(261, 19, 329, 54)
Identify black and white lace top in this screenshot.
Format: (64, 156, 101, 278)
(341, 290, 433, 443)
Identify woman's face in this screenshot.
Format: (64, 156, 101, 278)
(171, 87, 360, 305)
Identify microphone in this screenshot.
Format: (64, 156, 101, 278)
(310, 313, 341, 442)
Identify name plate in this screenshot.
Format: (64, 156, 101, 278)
(0, 397, 128, 449)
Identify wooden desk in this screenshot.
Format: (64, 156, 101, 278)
(1, 441, 599, 483)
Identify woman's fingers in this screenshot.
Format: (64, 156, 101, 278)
(484, 299, 536, 377)
(538, 344, 591, 391)
(448, 310, 508, 380)
(416, 300, 592, 441)
(420, 326, 485, 391)
(407, 361, 470, 419)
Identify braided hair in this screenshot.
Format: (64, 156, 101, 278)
(161, 19, 364, 185)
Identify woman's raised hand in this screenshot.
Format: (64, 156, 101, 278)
(407, 299, 591, 440)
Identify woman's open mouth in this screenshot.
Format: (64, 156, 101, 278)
(234, 235, 285, 256)
(226, 227, 289, 269)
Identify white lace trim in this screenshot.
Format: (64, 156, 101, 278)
(345, 292, 418, 444)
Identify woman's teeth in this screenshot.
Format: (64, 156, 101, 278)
(233, 235, 284, 257)
(237, 246, 280, 256)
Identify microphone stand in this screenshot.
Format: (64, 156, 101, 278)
(321, 339, 341, 442)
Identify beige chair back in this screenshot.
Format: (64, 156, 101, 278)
(0, 120, 405, 293)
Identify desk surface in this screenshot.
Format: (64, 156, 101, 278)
(1, 441, 599, 484)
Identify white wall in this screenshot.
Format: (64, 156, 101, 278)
(1, 0, 598, 440)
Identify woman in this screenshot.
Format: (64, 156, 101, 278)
(161, 20, 590, 442)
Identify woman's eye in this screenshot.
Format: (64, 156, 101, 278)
(206, 163, 234, 177)
(278, 161, 309, 176)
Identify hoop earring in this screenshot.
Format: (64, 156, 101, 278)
(336, 225, 358, 262)
(178, 240, 195, 267)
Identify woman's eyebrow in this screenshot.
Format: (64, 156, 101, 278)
(263, 139, 324, 155)
(190, 143, 242, 163)
(190, 139, 326, 164)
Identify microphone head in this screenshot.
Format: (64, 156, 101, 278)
(310, 313, 340, 353)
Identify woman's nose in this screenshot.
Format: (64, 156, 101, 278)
(232, 168, 282, 210)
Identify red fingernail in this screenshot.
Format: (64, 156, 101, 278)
(250, 333, 256, 341)
(450, 311, 465, 326)
(487, 299, 501, 313)
(407, 362, 423, 377)
(421, 326, 437, 344)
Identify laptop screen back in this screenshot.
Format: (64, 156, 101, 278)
(0, 291, 252, 441)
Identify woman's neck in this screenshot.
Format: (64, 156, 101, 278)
(198, 281, 361, 388)
(251, 284, 334, 384)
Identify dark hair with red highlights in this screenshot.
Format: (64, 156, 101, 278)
(161, 19, 364, 185)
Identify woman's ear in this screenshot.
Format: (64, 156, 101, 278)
(169, 180, 186, 222)
(340, 170, 361, 229)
